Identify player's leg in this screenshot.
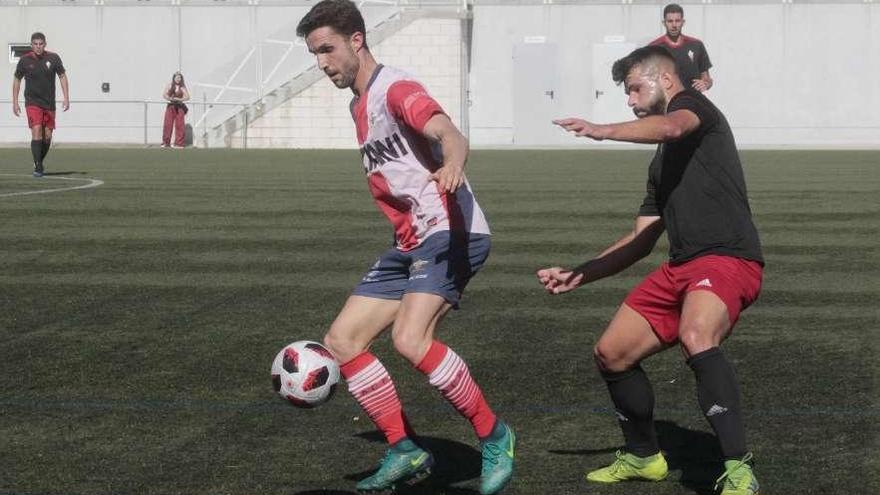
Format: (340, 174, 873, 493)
(397, 292, 500, 441)
(325, 295, 433, 493)
(161, 106, 173, 147)
(41, 123, 54, 167)
(28, 108, 44, 176)
(678, 256, 763, 495)
(586, 302, 671, 484)
(397, 292, 514, 495)
(330, 250, 434, 492)
(325, 295, 415, 446)
(399, 232, 514, 495)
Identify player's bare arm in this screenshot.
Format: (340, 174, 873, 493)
(59, 73, 69, 111)
(423, 113, 468, 193)
(537, 215, 663, 294)
(12, 77, 21, 116)
(554, 109, 700, 144)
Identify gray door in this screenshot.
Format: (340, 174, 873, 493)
(591, 42, 637, 125)
(513, 41, 558, 146)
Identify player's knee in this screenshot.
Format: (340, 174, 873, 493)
(593, 342, 629, 373)
(678, 325, 716, 356)
(390, 327, 428, 364)
(323, 329, 363, 364)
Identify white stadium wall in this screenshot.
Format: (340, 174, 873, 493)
(1, 1, 878, 148)
(469, 2, 880, 148)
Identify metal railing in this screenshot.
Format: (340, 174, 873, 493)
(0, 98, 251, 148)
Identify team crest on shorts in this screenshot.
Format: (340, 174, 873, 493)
(410, 259, 431, 280)
(410, 259, 429, 274)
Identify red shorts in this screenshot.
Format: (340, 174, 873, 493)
(624, 254, 763, 344)
(26, 105, 56, 130)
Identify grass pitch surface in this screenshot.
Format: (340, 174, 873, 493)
(1, 148, 878, 494)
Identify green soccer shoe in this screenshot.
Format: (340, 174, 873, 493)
(585, 450, 668, 483)
(715, 453, 760, 495)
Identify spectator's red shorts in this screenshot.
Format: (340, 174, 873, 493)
(26, 105, 56, 130)
(624, 254, 763, 344)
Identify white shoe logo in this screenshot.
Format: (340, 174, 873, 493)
(706, 404, 728, 417)
(615, 411, 629, 422)
(695, 278, 713, 288)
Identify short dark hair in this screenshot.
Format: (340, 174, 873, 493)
(663, 4, 684, 17)
(612, 45, 676, 85)
(31, 32, 46, 43)
(296, 0, 367, 48)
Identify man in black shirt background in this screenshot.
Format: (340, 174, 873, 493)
(650, 3, 713, 93)
(12, 32, 69, 177)
(540, 45, 762, 495)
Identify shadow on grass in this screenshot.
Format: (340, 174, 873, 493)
(43, 171, 86, 176)
(656, 420, 722, 495)
(546, 420, 722, 495)
(337, 431, 481, 494)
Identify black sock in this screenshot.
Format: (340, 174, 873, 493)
(601, 366, 659, 457)
(31, 140, 43, 171)
(687, 347, 748, 459)
(42, 138, 52, 161)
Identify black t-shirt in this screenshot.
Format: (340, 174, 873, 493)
(638, 89, 763, 265)
(650, 35, 712, 86)
(14, 51, 66, 111)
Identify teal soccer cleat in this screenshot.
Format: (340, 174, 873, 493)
(479, 420, 516, 494)
(356, 439, 433, 493)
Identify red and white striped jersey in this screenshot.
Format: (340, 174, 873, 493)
(350, 65, 490, 251)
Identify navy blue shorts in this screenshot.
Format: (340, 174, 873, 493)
(352, 231, 491, 308)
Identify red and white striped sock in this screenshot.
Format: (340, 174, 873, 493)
(416, 340, 497, 439)
(341, 351, 412, 445)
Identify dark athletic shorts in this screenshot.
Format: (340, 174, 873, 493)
(352, 231, 491, 308)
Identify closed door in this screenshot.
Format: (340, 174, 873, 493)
(591, 42, 637, 125)
(513, 41, 558, 146)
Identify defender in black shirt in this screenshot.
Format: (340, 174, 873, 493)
(12, 32, 69, 177)
(540, 45, 762, 495)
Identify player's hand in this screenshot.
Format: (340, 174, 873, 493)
(691, 79, 709, 92)
(13, 102, 21, 117)
(553, 118, 606, 141)
(536, 267, 584, 295)
(62, 99, 70, 111)
(431, 163, 465, 193)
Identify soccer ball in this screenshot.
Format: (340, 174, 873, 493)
(271, 341, 340, 408)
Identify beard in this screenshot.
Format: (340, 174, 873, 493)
(329, 71, 355, 89)
(327, 50, 359, 89)
(633, 93, 667, 118)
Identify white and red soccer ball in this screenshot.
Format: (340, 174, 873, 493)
(271, 341, 340, 408)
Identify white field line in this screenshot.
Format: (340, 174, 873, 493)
(0, 174, 104, 198)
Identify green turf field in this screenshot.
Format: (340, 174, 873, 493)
(1, 148, 878, 495)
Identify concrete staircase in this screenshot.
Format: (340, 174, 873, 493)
(208, 5, 471, 147)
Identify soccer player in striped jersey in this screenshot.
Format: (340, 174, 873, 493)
(296, 2, 514, 494)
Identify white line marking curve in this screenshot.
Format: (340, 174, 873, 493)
(0, 173, 104, 198)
